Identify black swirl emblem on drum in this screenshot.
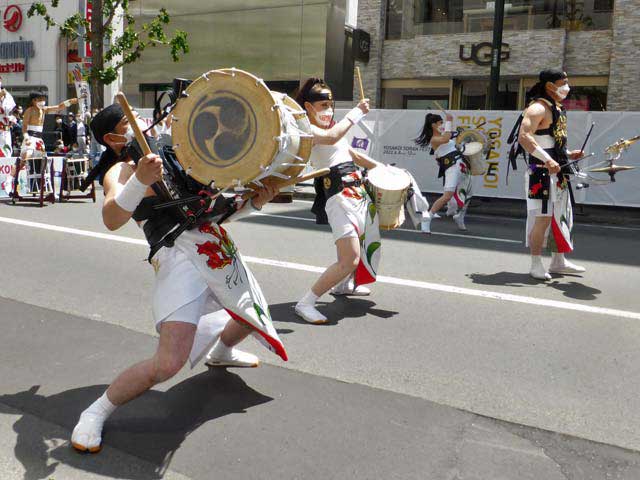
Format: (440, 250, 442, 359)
(188, 91, 257, 168)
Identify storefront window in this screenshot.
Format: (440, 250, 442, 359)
(403, 96, 449, 110)
(386, 0, 613, 38)
(460, 79, 519, 110)
(564, 86, 607, 111)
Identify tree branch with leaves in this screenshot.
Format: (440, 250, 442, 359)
(28, 0, 189, 108)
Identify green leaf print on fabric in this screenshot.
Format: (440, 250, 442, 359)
(253, 303, 268, 327)
(366, 241, 381, 268)
(368, 202, 377, 222)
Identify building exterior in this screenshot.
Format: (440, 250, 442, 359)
(355, 0, 640, 111)
(0, 0, 121, 110)
(124, 0, 360, 108)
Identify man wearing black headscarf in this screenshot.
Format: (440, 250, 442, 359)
(70, 103, 286, 454)
(518, 69, 586, 280)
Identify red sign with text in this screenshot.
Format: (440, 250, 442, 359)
(0, 63, 24, 73)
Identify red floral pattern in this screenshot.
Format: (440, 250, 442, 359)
(529, 182, 543, 195)
(196, 222, 237, 271)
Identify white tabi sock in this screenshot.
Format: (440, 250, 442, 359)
(531, 255, 544, 268)
(71, 392, 117, 451)
(85, 392, 117, 419)
(551, 252, 565, 266)
(299, 290, 319, 306)
(209, 337, 233, 358)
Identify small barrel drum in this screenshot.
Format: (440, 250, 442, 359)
(366, 165, 411, 230)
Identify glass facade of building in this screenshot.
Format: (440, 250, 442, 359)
(387, 0, 613, 39)
(125, 0, 354, 107)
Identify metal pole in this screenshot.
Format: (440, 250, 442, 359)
(487, 0, 505, 109)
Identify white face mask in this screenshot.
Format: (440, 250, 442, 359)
(437, 125, 445, 134)
(36, 101, 45, 108)
(109, 125, 135, 146)
(554, 84, 570, 100)
(314, 107, 333, 128)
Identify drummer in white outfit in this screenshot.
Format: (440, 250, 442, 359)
(415, 113, 472, 232)
(293, 78, 383, 324)
(70, 104, 281, 454)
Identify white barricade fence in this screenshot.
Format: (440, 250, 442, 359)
(0, 156, 66, 198)
(336, 109, 640, 208)
(120, 107, 640, 208)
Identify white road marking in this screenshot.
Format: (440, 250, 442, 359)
(2, 215, 639, 321)
(250, 212, 522, 244)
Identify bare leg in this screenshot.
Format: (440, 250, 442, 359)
(429, 191, 455, 216)
(295, 236, 360, 324)
(311, 236, 360, 297)
(219, 318, 252, 347)
(529, 216, 551, 256)
(529, 216, 552, 280)
(106, 321, 196, 405)
(71, 321, 196, 452)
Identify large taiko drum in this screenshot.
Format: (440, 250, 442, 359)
(366, 165, 411, 230)
(170, 68, 312, 190)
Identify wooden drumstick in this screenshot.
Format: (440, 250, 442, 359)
(433, 100, 448, 116)
(355, 67, 365, 101)
(242, 168, 331, 200)
(115, 92, 152, 156)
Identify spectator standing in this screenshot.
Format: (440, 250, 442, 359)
(67, 112, 78, 145)
(76, 113, 89, 155)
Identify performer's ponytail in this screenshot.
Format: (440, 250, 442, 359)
(415, 113, 442, 147)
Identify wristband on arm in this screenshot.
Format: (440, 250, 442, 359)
(345, 107, 366, 125)
(114, 174, 147, 212)
(531, 145, 555, 164)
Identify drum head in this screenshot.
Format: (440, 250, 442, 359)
(463, 141, 484, 155)
(171, 69, 280, 188)
(456, 129, 488, 148)
(367, 165, 411, 190)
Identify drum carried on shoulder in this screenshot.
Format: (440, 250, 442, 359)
(170, 68, 313, 191)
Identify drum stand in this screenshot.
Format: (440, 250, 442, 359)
(59, 157, 96, 203)
(10, 156, 56, 207)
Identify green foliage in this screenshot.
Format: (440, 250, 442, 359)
(27, 1, 189, 86)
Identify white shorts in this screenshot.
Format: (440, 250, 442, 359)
(325, 194, 358, 243)
(152, 242, 226, 331)
(443, 160, 464, 192)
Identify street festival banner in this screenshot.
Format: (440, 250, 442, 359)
(71, 65, 91, 118)
(16, 108, 634, 207)
(337, 109, 640, 208)
(0, 157, 65, 198)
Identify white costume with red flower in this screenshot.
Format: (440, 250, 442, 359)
(309, 138, 381, 285)
(149, 216, 286, 366)
(0, 90, 15, 156)
(21, 126, 46, 159)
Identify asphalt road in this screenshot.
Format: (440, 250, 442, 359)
(1, 197, 640, 479)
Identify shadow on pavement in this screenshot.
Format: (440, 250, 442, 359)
(467, 271, 602, 301)
(270, 298, 399, 326)
(0, 369, 272, 480)
(240, 206, 640, 266)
